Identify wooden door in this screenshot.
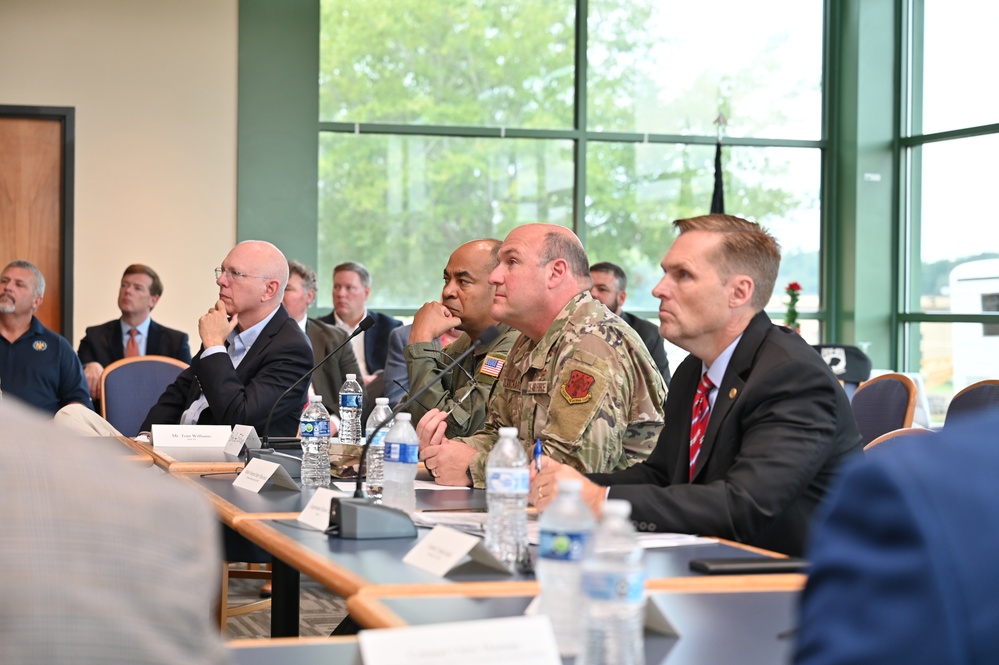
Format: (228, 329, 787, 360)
(0, 106, 74, 335)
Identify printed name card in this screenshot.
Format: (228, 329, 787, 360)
(225, 424, 262, 455)
(523, 593, 678, 637)
(297, 487, 347, 531)
(232, 458, 300, 493)
(151, 424, 231, 447)
(402, 525, 513, 577)
(358, 615, 561, 665)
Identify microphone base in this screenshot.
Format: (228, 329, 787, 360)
(326, 497, 417, 539)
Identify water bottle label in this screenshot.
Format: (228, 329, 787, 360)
(486, 468, 529, 494)
(384, 442, 419, 464)
(301, 419, 330, 438)
(340, 393, 362, 409)
(539, 530, 589, 562)
(368, 430, 388, 446)
(581, 569, 645, 603)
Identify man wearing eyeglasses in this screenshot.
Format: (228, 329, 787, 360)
(403, 239, 520, 438)
(139, 241, 314, 437)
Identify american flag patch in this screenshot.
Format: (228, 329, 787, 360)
(479, 355, 505, 378)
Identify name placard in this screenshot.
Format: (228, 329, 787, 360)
(151, 424, 230, 447)
(403, 525, 512, 577)
(225, 424, 262, 455)
(232, 458, 300, 493)
(297, 487, 347, 531)
(358, 615, 560, 665)
(524, 594, 679, 638)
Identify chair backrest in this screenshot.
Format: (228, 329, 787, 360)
(863, 426, 935, 452)
(100, 356, 188, 437)
(851, 373, 918, 448)
(945, 379, 999, 428)
(812, 344, 872, 401)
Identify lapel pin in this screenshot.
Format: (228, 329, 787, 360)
(729, 388, 738, 399)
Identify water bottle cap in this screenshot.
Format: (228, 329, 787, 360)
(556, 478, 582, 493)
(312, 395, 323, 403)
(346, 373, 356, 380)
(498, 426, 519, 439)
(375, 397, 389, 405)
(395, 412, 412, 421)
(603, 499, 632, 519)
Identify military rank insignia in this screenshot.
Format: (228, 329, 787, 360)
(561, 369, 594, 404)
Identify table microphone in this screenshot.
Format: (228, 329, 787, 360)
(329, 326, 501, 539)
(260, 314, 375, 447)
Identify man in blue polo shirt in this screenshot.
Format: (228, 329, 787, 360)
(0, 260, 92, 414)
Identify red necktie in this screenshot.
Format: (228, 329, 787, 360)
(689, 373, 714, 481)
(125, 328, 139, 358)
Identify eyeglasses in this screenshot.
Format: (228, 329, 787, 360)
(214, 267, 271, 281)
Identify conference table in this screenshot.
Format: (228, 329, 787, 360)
(177, 469, 806, 642)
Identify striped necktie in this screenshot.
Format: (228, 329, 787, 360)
(689, 373, 714, 481)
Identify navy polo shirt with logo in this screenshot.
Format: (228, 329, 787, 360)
(0, 316, 93, 414)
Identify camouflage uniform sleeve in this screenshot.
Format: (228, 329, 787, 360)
(542, 333, 665, 474)
(403, 339, 447, 428)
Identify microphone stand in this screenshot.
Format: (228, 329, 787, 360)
(326, 327, 500, 539)
(260, 314, 375, 447)
(353, 325, 501, 498)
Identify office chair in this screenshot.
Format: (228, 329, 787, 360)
(100, 356, 188, 437)
(863, 426, 934, 452)
(944, 379, 999, 428)
(851, 373, 918, 448)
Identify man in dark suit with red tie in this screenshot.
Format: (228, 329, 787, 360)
(531, 215, 863, 556)
(77, 264, 191, 404)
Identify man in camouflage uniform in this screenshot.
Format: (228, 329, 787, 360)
(404, 239, 520, 438)
(418, 224, 666, 488)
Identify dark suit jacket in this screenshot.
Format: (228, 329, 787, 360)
(795, 416, 999, 664)
(140, 305, 313, 437)
(621, 311, 671, 387)
(77, 318, 192, 366)
(589, 311, 862, 556)
(304, 318, 362, 416)
(317, 309, 401, 375)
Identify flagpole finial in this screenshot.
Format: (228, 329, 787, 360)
(714, 113, 728, 143)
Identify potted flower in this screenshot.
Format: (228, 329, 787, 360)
(784, 281, 802, 333)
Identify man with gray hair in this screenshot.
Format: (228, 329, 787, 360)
(283, 259, 363, 434)
(0, 260, 92, 413)
(418, 224, 666, 488)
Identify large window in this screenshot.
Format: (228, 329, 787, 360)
(901, 0, 999, 422)
(317, 0, 826, 327)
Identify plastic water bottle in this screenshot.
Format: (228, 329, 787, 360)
(299, 396, 331, 488)
(485, 426, 529, 571)
(382, 412, 418, 513)
(578, 499, 646, 665)
(364, 397, 394, 502)
(338, 373, 363, 448)
(538, 479, 596, 656)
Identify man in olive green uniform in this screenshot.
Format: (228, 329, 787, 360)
(404, 239, 520, 438)
(418, 224, 666, 488)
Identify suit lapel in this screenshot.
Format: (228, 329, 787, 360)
(233, 306, 288, 382)
(109, 323, 125, 362)
(146, 320, 161, 355)
(689, 311, 772, 482)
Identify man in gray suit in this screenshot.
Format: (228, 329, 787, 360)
(284, 260, 362, 435)
(0, 399, 229, 664)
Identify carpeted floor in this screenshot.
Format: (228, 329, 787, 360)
(224, 573, 349, 640)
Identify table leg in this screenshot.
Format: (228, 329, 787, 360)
(270, 557, 299, 637)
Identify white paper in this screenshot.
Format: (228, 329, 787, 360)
(297, 487, 347, 531)
(225, 424, 261, 455)
(637, 533, 717, 549)
(232, 458, 301, 493)
(414, 479, 468, 491)
(403, 525, 512, 577)
(151, 424, 230, 447)
(411, 511, 487, 535)
(359, 615, 560, 665)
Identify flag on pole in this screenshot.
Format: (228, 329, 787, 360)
(710, 139, 725, 214)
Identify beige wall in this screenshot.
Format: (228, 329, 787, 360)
(0, 0, 238, 348)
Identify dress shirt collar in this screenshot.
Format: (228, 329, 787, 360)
(702, 334, 742, 411)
